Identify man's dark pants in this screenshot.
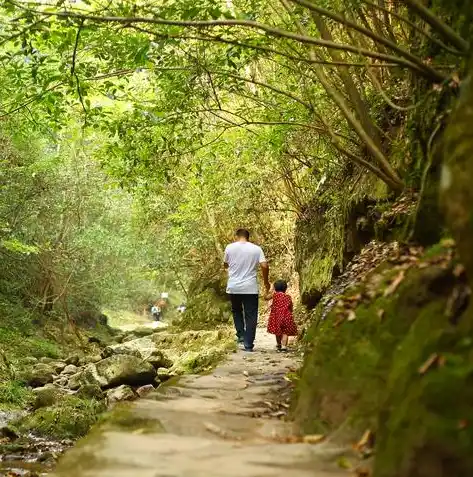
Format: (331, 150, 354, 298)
(228, 294, 258, 350)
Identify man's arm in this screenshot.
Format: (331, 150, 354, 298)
(223, 247, 229, 270)
(260, 261, 270, 293)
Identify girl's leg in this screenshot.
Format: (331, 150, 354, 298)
(276, 335, 282, 350)
(281, 334, 288, 351)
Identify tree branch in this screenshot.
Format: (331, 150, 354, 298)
(401, 0, 469, 52)
(21, 8, 445, 81)
(289, 0, 445, 79)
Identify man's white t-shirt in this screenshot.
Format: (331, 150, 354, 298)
(224, 241, 266, 294)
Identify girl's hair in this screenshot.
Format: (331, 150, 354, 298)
(274, 279, 288, 292)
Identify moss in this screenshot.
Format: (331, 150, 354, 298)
(16, 396, 106, 439)
(293, 260, 458, 437)
(374, 316, 473, 477)
(152, 328, 235, 374)
(97, 402, 165, 434)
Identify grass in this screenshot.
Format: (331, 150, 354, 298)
(0, 380, 34, 409)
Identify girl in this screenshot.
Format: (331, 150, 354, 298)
(266, 280, 298, 352)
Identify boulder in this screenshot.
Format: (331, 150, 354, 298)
(87, 355, 102, 364)
(129, 327, 155, 338)
(101, 346, 141, 359)
(49, 361, 67, 374)
(26, 364, 55, 388)
(54, 375, 69, 387)
(156, 367, 175, 383)
(106, 337, 162, 360)
(83, 355, 156, 389)
(67, 372, 83, 391)
(106, 385, 136, 405)
(33, 386, 64, 410)
(136, 384, 155, 397)
(22, 357, 38, 366)
(145, 350, 173, 369)
(39, 357, 55, 364)
(65, 355, 80, 366)
(76, 384, 104, 400)
(62, 364, 79, 375)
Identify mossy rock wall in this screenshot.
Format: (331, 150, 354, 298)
(294, 246, 473, 476)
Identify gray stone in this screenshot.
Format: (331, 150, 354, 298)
(62, 364, 79, 375)
(67, 372, 83, 391)
(136, 384, 155, 397)
(106, 385, 136, 405)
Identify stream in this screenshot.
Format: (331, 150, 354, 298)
(0, 410, 70, 477)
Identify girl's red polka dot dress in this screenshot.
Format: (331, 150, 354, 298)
(267, 292, 298, 336)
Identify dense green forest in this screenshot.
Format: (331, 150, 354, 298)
(0, 0, 473, 476)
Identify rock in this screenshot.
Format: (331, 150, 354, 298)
(39, 357, 55, 364)
(122, 334, 136, 343)
(107, 336, 162, 360)
(156, 367, 174, 382)
(26, 364, 55, 388)
(62, 364, 79, 375)
(145, 350, 174, 369)
(22, 357, 38, 365)
(101, 346, 141, 359)
(49, 361, 67, 374)
(76, 384, 104, 400)
(33, 386, 64, 410)
(106, 385, 136, 405)
(114, 333, 127, 344)
(54, 376, 69, 387)
(88, 355, 102, 364)
(67, 372, 83, 391)
(0, 425, 19, 440)
(65, 355, 80, 366)
(130, 327, 155, 338)
(136, 384, 155, 397)
(83, 355, 156, 389)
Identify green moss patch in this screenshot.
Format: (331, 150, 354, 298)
(15, 396, 106, 439)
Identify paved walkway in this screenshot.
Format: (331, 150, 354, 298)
(53, 332, 350, 477)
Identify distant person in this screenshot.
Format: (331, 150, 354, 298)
(224, 228, 270, 351)
(151, 304, 161, 321)
(265, 280, 298, 352)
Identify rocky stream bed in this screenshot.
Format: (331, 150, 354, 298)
(0, 325, 234, 476)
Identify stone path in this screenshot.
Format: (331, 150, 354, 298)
(53, 332, 351, 477)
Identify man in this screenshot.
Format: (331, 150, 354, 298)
(224, 229, 270, 351)
(151, 303, 161, 321)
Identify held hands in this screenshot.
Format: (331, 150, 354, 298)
(263, 282, 273, 301)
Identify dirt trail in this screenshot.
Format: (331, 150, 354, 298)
(53, 332, 351, 477)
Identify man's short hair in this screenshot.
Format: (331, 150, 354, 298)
(235, 228, 250, 240)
